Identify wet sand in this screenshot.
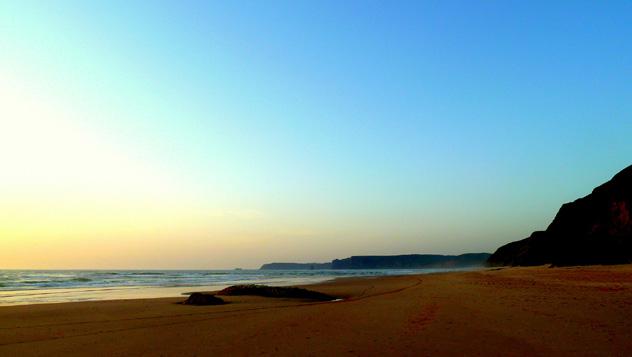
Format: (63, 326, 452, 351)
(1, 265, 631, 356)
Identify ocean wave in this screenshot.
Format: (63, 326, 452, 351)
(21, 277, 92, 285)
(126, 272, 166, 276)
(0, 269, 440, 298)
(93, 272, 120, 276)
(71, 278, 92, 282)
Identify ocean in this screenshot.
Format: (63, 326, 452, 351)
(0, 268, 459, 306)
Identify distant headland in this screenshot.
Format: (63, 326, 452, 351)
(260, 253, 491, 270)
(489, 164, 632, 266)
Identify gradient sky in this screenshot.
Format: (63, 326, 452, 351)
(1, 1, 631, 269)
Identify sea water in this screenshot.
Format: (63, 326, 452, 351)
(0, 268, 460, 305)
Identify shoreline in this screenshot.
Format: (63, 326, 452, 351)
(1, 265, 631, 355)
(0, 278, 336, 307)
(0, 268, 480, 307)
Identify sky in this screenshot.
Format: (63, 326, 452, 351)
(1, 1, 631, 269)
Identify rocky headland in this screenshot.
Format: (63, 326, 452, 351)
(489, 165, 632, 266)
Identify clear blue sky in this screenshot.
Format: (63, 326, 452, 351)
(1, 1, 631, 268)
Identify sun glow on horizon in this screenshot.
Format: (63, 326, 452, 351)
(0, 69, 238, 268)
(0, 73, 360, 268)
(2, 1, 631, 269)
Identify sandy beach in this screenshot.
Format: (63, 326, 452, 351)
(1, 265, 631, 356)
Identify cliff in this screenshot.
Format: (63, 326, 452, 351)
(331, 253, 491, 269)
(260, 253, 490, 270)
(488, 164, 632, 266)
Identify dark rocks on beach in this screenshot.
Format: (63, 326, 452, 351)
(181, 292, 225, 306)
(217, 284, 335, 301)
(488, 164, 632, 266)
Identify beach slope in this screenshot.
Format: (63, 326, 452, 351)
(1, 266, 631, 356)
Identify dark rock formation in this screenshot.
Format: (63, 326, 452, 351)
(180, 292, 225, 305)
(331, 253, 491, 269)
(488, 165, 632, 266)
(261, 254, 490, 270)
(260, 262, 332, 270)
(217, 284, 335, 301)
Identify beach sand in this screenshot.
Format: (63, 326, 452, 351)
(1, 265, 631, 356)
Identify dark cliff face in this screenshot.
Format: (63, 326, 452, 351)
(332, 253, 491, 269)
(261, 254, 491, 270)
(488, 165, 632, 266)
